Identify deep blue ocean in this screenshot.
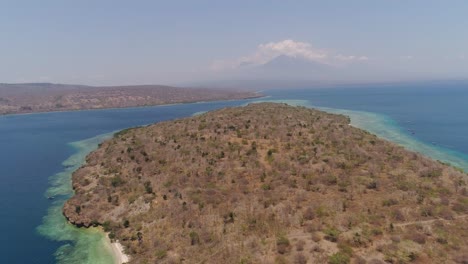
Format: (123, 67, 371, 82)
(1, 82, 467, 263)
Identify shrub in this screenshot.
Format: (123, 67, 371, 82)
(303, 207, 315, 220)
(155, 250, 167, 259)
(102, 221, 112, 232)
(324, 228, 340, 242)
(275, 256, 287, 264)
(420, 169, 442, 178)
(295, 240, 305, 251)
(311, 232, 322, 242)
(294, 253, 307, 264)
(189, 231, 200, 245)
(329, 252, 350, 264)
(315, 206, 329, 218)
(111, 176, 124, 187)
(452, 202, 468, 213)
(267, 149, 275, 156)
(392, 209, 405, 221)
(453, 254, 468, 264)
(276, 236, 291, 254)
(223, 212, 235, 224)
(260, 172, 266, 182)
(324, 175, 338, 186)
(143, 181, 153, 194)
(420, 207, 434, 217)
(382, 198, 398, 207)
(367, 181, 378, 189)
(338, 243, 353, 257)
(406, 232, 426, 244)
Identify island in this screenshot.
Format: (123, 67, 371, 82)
(0, 83, 261, 115)
(63, 103, 468, 263)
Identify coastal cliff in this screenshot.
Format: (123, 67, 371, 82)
(64, 103, 468, 263)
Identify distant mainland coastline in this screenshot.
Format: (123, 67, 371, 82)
(0, 83, 261, 115)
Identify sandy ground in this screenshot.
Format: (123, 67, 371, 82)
(102, 230, 130, 264)
(110, 240, 130, 264)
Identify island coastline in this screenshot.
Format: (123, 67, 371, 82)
(62, 103, 468, 264)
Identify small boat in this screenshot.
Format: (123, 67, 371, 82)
(47, 196, 55, 200)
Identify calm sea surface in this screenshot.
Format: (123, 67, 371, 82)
(1, 82, 467, 263)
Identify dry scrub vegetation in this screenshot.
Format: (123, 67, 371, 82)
(63, 103, 468, 264)
(0, 83, 260, 115)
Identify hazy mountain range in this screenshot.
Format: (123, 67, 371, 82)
(193, 54, 420, 89)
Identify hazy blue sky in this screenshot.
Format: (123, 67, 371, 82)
(1, 0, 468, 85)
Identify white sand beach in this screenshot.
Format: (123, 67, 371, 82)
(102, 230, 130, 264)
(110, 240, 130, 264)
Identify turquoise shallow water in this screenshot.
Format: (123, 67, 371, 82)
(252, 99, 468, 172)
(324, 107, 468, 172)
(37, 133, 116, 264)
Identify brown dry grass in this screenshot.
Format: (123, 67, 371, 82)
(64, 103, 468, 263)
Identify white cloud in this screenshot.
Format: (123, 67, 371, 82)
(211, 39, 368, 71)
(255, 39, 328, 62)
(334, 54, 369, 61)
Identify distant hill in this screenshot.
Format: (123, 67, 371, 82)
(0, 83, 91, 96)
(0, 83, 261, 115)
(193, 55, 383, 90)
(228, 55, 336, 81)
(64, 103, 468, 264)
(257, 55, 334, 78)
